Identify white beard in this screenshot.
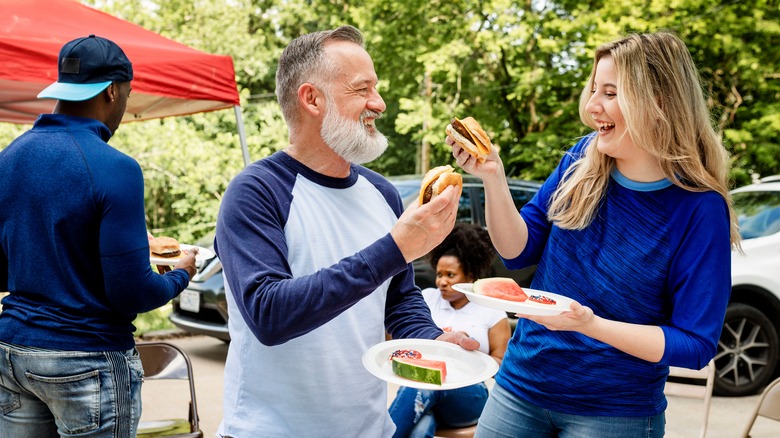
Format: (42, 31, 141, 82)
(321, 102, 388, 165)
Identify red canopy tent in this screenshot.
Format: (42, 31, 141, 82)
(0, 0, 250, 164)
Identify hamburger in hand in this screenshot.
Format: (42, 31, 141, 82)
(149, 236, 181, 258)
(445, 117, 493, 163)
(419, 165, 463, 205)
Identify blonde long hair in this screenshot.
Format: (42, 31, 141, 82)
(548, 32, 741, 248)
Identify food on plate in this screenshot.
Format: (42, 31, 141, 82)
(473, 277, 528, 302)
(149, 236, 181, 258)
(389, 349, 423, 362)
(418, 165, 463, 205)
(445, 117, 493, 163)
(528, 294, 557, 305)
(391, 356, 448, 385)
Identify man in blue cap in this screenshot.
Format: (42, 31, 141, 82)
(0, 35, 198, 437)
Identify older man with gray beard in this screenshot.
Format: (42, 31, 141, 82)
(214, 25, 479, 438)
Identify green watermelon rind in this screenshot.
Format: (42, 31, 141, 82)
(391, 357, 444, 385)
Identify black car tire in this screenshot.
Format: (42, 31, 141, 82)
(713, 303, 780, 396)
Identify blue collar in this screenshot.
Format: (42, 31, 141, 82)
(610, 169, 673, 192)
(34, 113, 113, 142)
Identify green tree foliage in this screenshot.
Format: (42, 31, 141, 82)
(1, 0, 777, 242)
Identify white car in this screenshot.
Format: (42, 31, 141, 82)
(716, 177, 780, 396)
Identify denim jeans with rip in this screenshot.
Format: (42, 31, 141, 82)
(0, 341, 143, 438)
(389, 382, 488, 438)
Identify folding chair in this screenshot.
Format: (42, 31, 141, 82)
(664, 360, 715, 438)
(435, 424, 477, 437)
(136, 341, 203, 438)
(741, 376, 780, 438)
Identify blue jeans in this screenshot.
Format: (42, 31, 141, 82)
(389, 382, 489, 438)
(0, 341, 143, 438)
(474, 383, 665, 438)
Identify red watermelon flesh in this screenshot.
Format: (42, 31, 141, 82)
(473, 277, 528, 302)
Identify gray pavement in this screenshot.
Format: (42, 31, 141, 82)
(141, 335, 779, 437)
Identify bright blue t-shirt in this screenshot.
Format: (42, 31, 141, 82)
(497, 134, 732, 416)
(0, 114, 190, 351)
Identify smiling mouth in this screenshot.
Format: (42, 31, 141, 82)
(598, 122, 615, 133)
(361, 110, 382, 129)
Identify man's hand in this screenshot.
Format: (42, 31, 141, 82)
(436, 330, 480, 351)
(173, 248, 199, 279)
(390, 184, 460, 262)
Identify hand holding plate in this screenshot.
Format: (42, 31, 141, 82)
(435, 330, 479, 351)
(516, 300, 592, 331)
(174, 247, 199, 279)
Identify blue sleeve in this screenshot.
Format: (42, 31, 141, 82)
(384, 267, 444, 340)
(503, 135, 593, 269)
(660, 194, 732, 369)
(0, 245, 6, 292)
(94, 153, 189, 313)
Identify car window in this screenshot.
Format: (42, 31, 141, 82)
(394, 182, 420, 206)
(457, 189, 473, 223)
(733, 190, 780, 239)
(510, 187, 536, 211)
(475, 187, 536, 217)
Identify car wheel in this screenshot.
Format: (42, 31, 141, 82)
(713, 303, 780, 396)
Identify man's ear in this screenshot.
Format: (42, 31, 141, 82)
(105, 83, 117, 103)
(298, 83, 324, 117)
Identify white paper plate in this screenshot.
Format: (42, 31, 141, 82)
(149, 244, 215, 266)
(362, 339, 498, 390)
(453, 283, 573, 316)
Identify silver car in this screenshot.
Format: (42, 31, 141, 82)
(717, 176, 780, 396)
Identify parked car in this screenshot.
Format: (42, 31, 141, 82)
(715, 177, 780, 396)
(169, 174, 542, 342)
(170, 254, 230, 341)
(388, 174, 541, 289)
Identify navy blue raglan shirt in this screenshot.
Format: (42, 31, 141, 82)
(214, 151, 442, 436)
(0, 114, 189, 351)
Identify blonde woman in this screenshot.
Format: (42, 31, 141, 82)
(448, 32, 740, 438)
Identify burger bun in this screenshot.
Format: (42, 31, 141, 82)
(445, 117, 492, 163)
(149, 236, 181, 258)
(419, 165, 463, 205)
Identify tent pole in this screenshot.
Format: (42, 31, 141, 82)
(234, 105, 251, 167)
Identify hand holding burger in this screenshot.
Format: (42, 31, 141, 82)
(148, 235, 198, 278)
(419, 165, 463, 205)
(391, 166, 461, 263)
(445, 117, 493, 163)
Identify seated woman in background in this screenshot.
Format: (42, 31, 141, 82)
(388, 223, 512, 437)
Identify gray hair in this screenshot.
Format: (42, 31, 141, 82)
(275, 25, 365, 126)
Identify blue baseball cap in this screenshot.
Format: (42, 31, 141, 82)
(38, 35, 133, 101)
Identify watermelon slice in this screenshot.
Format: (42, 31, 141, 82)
(391, 357, 447, 385)
(473, 277, 528, 302)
